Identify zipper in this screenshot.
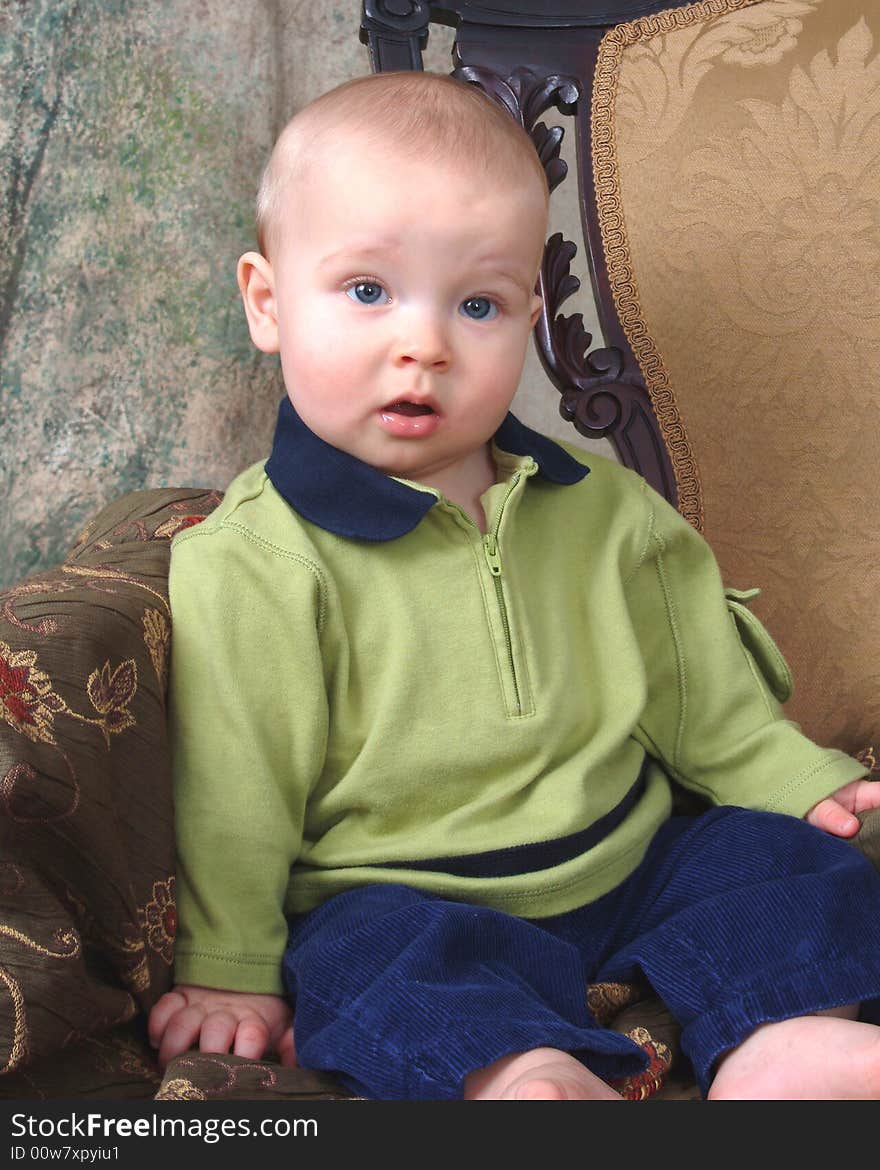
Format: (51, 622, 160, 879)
(482, 475, 524, 716)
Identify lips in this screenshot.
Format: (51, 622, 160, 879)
(382, 400, 437, 416)
(377, 397, 442, 437)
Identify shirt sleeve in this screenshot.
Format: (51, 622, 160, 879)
(167, 520, 329, 995)
(626, 483, 867, 817)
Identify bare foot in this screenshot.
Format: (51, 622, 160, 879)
(709, 1013, 880, 1100)
(464, 1047, 623, 1100)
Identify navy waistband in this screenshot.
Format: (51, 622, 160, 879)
(369, 766, 648, 879)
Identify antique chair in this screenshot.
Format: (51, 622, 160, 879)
(1, 0, 878, 1100)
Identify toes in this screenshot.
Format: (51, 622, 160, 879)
(512, 1077, 568, 1100)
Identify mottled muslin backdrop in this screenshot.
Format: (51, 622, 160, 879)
(0, 0, 607, 589)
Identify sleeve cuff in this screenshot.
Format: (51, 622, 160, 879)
(172, 949, 285, 997)
(763, 750, 869, 818)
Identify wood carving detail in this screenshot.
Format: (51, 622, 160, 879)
(453, 65, 629, 438)
(360, 0, 432, 69)
(362, 0, 432, 33)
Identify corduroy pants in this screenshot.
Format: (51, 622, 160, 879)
(282, 807, 880, 1099)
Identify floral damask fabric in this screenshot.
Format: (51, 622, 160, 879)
(0, 488, 220, 1097)
(601, 0, 880, 751)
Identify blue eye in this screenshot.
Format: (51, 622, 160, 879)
(346, 281, 389, 305)
(460, 297, 498, 321)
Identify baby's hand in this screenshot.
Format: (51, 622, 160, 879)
(805, 776, 880, 837)
(148, 985, 296, 1070)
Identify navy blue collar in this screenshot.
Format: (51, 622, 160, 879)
(265, 397, 589, 542)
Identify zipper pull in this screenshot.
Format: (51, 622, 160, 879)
(484, 532, 502, 576)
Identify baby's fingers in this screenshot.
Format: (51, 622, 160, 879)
(148, 991, 189, 1050)
(276, 1026, 297, 1068)
(231, 1015, 271, 1061)
(852, 778, 880, 814)
(157, 1003, 207, 1069)
(200, 1010, 243, 1057)
(805, 797, 859, 837)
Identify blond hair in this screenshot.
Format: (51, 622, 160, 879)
(255, 71, 549, 257)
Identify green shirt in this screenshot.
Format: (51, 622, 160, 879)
(168, 427, 865, 995)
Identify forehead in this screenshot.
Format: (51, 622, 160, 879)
(281, 142, 547, 260)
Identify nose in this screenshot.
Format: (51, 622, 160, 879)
(392, 307, 451, 370)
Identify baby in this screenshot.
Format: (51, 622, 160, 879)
(149, 70, 880, 1100)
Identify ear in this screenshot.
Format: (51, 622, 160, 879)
(237, 251, 280, 353)
(529, 293, 543, 328)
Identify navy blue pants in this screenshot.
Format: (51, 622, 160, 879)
(282, 808, 880, 1099)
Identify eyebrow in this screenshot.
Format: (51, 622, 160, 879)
(481, 268, 533, 294)
(317, 244, 533, 295)
(317, 240, 402, 270)
(467, 252, 535, 295)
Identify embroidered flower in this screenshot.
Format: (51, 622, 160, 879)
(609, 1027, 673, 1101)
(154, 515, 206, 540)
(0, 642, 65, 745)
(87, 660, 138, 744)
(587, 980, 645, 1027)
(856, 745, 877, 773)
(139, 876, 176, 965)
(155, 1078, 205, 1100)
(143, 609, 170, 686)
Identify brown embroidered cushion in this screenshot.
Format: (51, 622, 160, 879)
(0, 488, 220, 1097)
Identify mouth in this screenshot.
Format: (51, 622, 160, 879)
(377, 397, 442, 438)
(381, 399, 438, 417)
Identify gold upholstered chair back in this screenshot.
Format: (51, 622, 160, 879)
(597, 0, 880, 751)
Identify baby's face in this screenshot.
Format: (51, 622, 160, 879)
(248, 140, 546, 492)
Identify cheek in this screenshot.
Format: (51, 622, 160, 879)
(278, 313, 374, 392)
(467, 330, 530, 389)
